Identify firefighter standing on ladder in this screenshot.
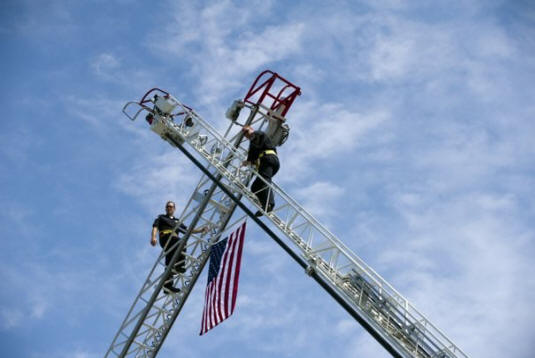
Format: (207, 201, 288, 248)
(241, 125, 280, 217)
(151, 201, 207, 294)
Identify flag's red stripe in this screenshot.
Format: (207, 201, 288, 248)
(206, 281, 215, 333)
(227, 222, 243, 314)
(231, 222, 246, 312)
(200, 280, 211, 335)
(218, 231, 231, 320)
(212, 276, 219, 325)
(203, 286, 209, 334)
(222, 225, 238, 317)
(209, 279, 217, 328)
(214, 274, 223, 324)
(215, 230, 233, 323)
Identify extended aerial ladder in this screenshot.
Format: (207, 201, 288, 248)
(105, 70, 469, 358)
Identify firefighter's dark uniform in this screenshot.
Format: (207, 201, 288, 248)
(153, 214, 188, 290)
(246, 130, 280, 213)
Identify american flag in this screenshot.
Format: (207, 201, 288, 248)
(200, 220, 246, 335)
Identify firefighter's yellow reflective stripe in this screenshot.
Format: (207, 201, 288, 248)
(160, 229, 173, 235)
(259, 149, 277, 159)
(255, 150, 277, 169)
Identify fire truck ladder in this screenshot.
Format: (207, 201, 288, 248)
(105, 71, 469, 358)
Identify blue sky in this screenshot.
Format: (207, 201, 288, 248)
(1, 1, 534, 357)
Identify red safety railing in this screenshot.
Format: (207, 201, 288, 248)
(139, 88, 170, 105)
(244, 70, 301, 117)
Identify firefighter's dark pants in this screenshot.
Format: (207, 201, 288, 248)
(159, 234, 186, 287)
(251, 154, 280, 210)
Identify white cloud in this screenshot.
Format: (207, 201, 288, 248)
(334, 318, 359, 336)
(375, 187, 535, 357)
(295, 181, 344, 220)
(115, 150, 200, 214)
(16, 0, 76, 39)
(63, 96, 126, 132)
(0, 245, 146, 333)
(361, 0, 408, 10)
(192, 21, 305, 107)
(287, 3, 519, 113)
(0, 307, 24, 329)
(150, 0, 274, 56)
(347, 333, 391, 358)
(29, 349, 100, 358)
(363, 19, 458, 83)
(30, 299, 48, 319)
(147, 1, 304, 107)
(368, 29, 418, 81)
(87, 53, 158, 92)
(279, 100, 390, 180)
(0, 202, 35, 238)
(244, 235, 287, 275)
(359, 11, 519, 109)
(90, 53, 120, 78)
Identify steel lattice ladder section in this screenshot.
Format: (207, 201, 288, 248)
(105, 71, 470, 358)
